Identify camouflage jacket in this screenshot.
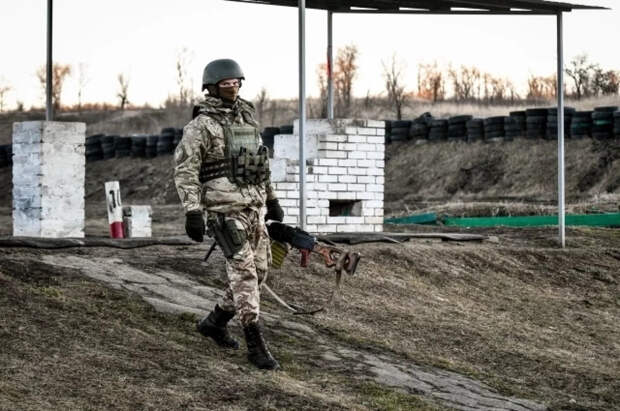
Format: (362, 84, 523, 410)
(173, 94, 277, 214)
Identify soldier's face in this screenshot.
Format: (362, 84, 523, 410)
(218, 78, 241, 101)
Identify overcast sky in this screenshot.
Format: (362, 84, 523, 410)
(0, 0, 618, 110)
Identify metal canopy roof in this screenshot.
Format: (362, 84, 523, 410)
(225, 0, 605, 14)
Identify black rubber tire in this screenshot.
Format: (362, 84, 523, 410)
(484, 116, 504, 126)
(613, 111, 620, 118)
(485, 130, 504, 138)
(280, 125, 294, 134)
(509, 110, 526, 117)
(526, 108, 548, 116)
(573, 111, 593, 119)
(592, 132, 612, 140)
(466, 119, 484, 128)
(391, 120, 412, 128)
(594, 106, 618, 112)
(430, 119, 448, 128)
(448, 115, 473, 125)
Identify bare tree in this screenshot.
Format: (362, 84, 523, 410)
(254, 87, 269, 125)
(382, 54, 407, 120)
(566, 53, 594, 100)
(0, 79, 11, 112)
(76, 63, 89, 112)
(316, 62, 328, 118)
(448, 65, 480, 101)
(176, 47, 194, 106)
(527, 74, 556, 100)
(334, 44, 358, 117)
(417, 62, 445, 102)
(591, 67, 620, 96)
(117, 73, 130, 110)
(36, 63, 72, 110)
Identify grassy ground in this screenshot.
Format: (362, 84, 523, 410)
(1, 224, 618, 410)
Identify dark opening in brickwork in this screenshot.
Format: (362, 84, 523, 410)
(329, 200, 361, 217)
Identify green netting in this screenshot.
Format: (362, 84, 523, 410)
(384, 213, 438, 225)
(441, 213, 620, 227)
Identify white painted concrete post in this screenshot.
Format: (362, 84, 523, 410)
(12, 121, 85, 238)
(122, 205, 152, 238)
(105, 181, 124, 238)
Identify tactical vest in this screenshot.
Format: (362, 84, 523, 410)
(199, 124, 270, 186)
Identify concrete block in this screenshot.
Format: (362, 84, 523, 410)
(318, 142, 338, 150)
(318, 175, 338, 183)
(357, 176, 375, 184)
(308, 216, 326, 224)
(357, 127, 377, 136)
(367, 151, 384, 160)
(346, 217, 365, 224)
(122, 205, 152, 237)
(376, 176, 385, 184)
(356, 192, 375, 200)
(374, 224, 384, 232)
(367, 167, 384, 176)
(357, 160, 373, 168)
(12, 121, 86, 238)
(320, 150, 347, 159)
(376, 128, 386, 136)
(280, 199, 298, 207)
(365, 216, 383, 225)
(338, 175, 356, 183)
(338, 143, 357, 151)
(357, 143, 375, 152)
(274, 133, 319, 160)
(306, 207, 321, 216)
(311, 166, 328, 174)
(338, 159, 357, 167)
(304, 225, 318, 233)
(327, 216, 346, 224)
(337, 192, 357, 200)
(323, 134, 348, 143)
(287, 190, 301, 199)
(375, 160, 385, 168)
(316, 224, 336, 233)
(367, 184, 384, 192)
(274, 190, 287, 199)
(286, 207, 300, 216)
(348, 151, 366, 160)
(314, 158, 338, 167)
(347, 184, 365, 192)
(328, 167, 347, 175)
(375, 208, 384, 216)
(328, 183, 347, 191)
(336, 224, 357, 233)
(344, 126, 358, 135)
(275, 182, 298, 191)
(367, 136, 385, 144)
(347, 135, 366, 143)
(283, 215, 298, 225)
(348, 167, 367, 176)
(363, 208, 375, 216)
(365, 200, 384, 208)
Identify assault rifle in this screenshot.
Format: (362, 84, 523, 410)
(264, 221, 361, 315)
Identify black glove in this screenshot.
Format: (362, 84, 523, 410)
(265, 199, 284, 222)
(185, 210, 205, 242)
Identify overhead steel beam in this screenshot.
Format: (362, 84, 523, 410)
(327, 10, 334, 119)
(299, 0, 307, 230)
(557, 11, 565, 248)
(46, 0, 53, 121)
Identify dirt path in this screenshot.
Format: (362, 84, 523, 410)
(5, 247, 547, 411)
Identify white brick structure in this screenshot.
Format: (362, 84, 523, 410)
(122, 205, 152, 238)
(12, 121, 86, 237)
(271, 119, 384, 233)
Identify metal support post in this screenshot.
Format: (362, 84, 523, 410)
(46, 0, 53, 121)
(327, 10, 334, 120)
(298, 0, 307, 230)
(557, 11, 565, 248)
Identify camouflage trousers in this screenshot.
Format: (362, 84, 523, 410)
(216, 207, 272, 326)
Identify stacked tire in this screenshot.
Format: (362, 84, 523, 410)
(145, 135, 159, 158)
(261, 127, 280, 157)
(173, 128, 183, 148)
(509, 111, 526, 137)
(546, 107, 575, 139)
(384, 120, 392, 144)
(448, 115, 472, 141)
(131, 135, 147, 157)
(101, 135, 117, 160)
(466, 119, 484, 142)
(0, 144, 10, 168)
(614, 111, 620, 139)
(409, 113, 432, 141)
(592, 106, 617, 140)
(389, 120, 411, 141)
(484, 116, 505, 141)
(85, 134, 104, 162)
(428, 119, 448, 142)
(525, 108, 548, 139)
(571, 111, 593, 139)
(504, 117, 520, 141)
(114, 136, 132, 158)
(157, 128, 175, 155)
(280, 124, 294, 134)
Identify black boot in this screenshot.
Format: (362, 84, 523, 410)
(196, 305, 239, 349)
(243, 322, 280, 370)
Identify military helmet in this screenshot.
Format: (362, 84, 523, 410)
(202, 59, 245, 88)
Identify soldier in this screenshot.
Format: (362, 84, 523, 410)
(174, 59, 284, 370)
